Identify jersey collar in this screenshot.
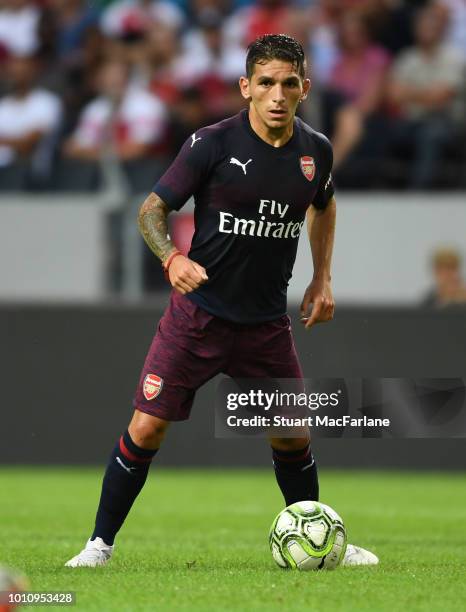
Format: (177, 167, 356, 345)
(240, 109, 298, 151)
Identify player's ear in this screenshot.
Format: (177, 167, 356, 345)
(239, 76, 251, 100)
(300, 78, 311, 102)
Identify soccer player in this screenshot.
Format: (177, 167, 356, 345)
(66, 34, 378, 568)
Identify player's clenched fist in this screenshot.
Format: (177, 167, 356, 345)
(167, 255, 208, 294)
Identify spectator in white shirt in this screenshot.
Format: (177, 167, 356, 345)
(100, 0, 185, 39)
(0, 54, 62, 167)
(63, 58, 167, 162)
(0, 0, 41, 57)
(434, 0, 466, 60)
(180, 9, 246, 83)
(387, 5, 465, 188)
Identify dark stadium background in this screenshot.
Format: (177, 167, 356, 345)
(1, 0, 465, 471)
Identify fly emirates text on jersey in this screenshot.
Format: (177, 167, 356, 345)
(218, 199, 304, 239)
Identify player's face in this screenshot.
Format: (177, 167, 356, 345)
(239, 60, 310, 132)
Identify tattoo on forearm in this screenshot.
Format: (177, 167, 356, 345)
(138, 192, 175, 263)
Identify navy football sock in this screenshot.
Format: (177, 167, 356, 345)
(91, 430, 158, 545)
(272, 444, 319, 506)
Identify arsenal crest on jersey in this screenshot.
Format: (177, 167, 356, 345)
(143, 373, 163, 400)
(300, 156, 316, 182)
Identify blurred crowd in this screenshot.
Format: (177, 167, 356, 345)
(0, 0, 465, 193)
(423, 246, 466, 307)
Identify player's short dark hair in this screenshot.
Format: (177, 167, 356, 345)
(246, 34, 306, 79)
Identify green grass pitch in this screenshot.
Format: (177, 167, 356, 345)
(1, 468, 465, 611)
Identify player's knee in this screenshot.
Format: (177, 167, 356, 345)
(270, 435, 310, 452)
(128, 411, 170, 449)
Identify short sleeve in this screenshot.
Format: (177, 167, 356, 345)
(312, 133, 335, 210)
(153, 129, 218, 211)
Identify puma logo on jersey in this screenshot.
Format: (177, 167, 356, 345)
(191, 133, 202, 148)
(230, 157, 252, 175)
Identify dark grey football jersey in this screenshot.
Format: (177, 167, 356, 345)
(154, 109, 334, 323)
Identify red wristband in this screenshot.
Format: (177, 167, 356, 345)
(163, 250, 182, 282)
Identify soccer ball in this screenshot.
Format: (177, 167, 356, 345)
(269, 500, 347, 570)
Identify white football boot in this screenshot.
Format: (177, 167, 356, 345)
(342, 544, 379, 566)
(65, 537, 114, 568)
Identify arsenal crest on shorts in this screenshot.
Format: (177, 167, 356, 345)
(300, 156, 316, 182)
(143, 373, 163, 400)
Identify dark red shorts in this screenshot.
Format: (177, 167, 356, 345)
(133, 291, 303, 421)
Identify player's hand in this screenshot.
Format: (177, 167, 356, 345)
(168, 255, 208, 294)
(300, 278, 335, 330)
